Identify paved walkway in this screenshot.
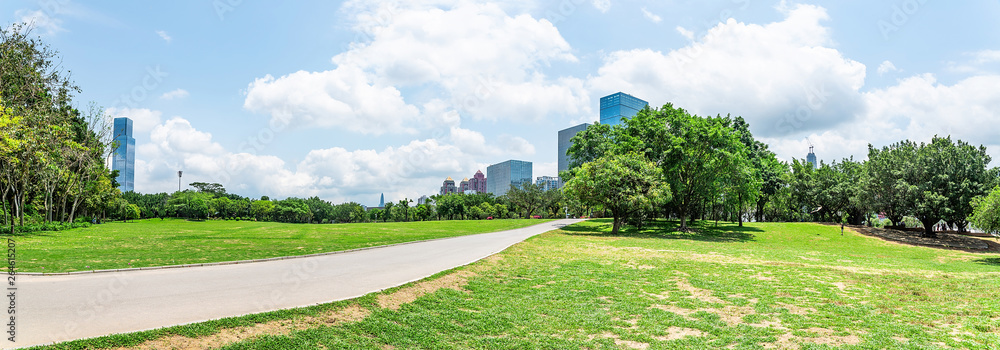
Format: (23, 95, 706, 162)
(13, 219, 584, 349)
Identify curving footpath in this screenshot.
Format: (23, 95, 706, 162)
(12, 219, 584, 349)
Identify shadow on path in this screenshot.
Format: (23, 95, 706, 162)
(560, 219, 759, 243)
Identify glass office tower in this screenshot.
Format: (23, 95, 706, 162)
(112, 117, 135, 192)
(599, 92, 648, 126)
(486, 160, 532, 196)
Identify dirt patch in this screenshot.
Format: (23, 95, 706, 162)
(654, 327, 706, 341)
(776, 302, 815, 315)
(591, 332, 650, 349)
(378, 270, 476, 310)
(116, 305, 370, 350)
(674, 278, 727, 304)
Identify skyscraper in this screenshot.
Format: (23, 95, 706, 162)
(379, 193, 385, 207)
(440, 177, 458, 195)
(536, 176, 559, 192)
(112, 117, 135, 192)
(557, 123, 590, 186)
(469, 170, 487, 193)
(486, 160, 532, 196)
(599, 92, 648, 126)
(807, 145, 817, 169)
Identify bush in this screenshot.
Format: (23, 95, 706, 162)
(0, 221, 91, 235)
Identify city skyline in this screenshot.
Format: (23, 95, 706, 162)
(5, 1, 999, 204)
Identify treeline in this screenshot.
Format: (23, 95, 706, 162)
(1, 24, 119, 234)
(563, 104, 1000, 237)
(122, 181, 568, 224)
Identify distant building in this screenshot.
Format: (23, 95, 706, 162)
(536, 176, 559, 192)
(599, 92, 648, 126)
(418, 195, 431, 205)
(487, 160, 532, 196)
(112, 117, 135, 192)
(469, 170, 487, 193)
(459, 178, 470, 192)
(557, 123, 590, 187)
(379, 193, 385, 207)
(807, 145, 817, 169)
(440, 177, 458, 195)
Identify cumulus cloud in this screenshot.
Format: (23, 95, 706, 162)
(641, 8, 661, 23)
(160, 88, 188, 100)
(244, 1, 590, 133)
(243, 66, 421, 135)
(132, 111, 534, 203)
(588, 3, 866, 138)
(104, 107, 163, 134)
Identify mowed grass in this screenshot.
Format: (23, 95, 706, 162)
(32, 220, 1000, 350)
(13, 218, 553, 273)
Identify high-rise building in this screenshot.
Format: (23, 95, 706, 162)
(440, 177, 458, 195)
(486, 160, 532, 196)
(459, 178, 470, 192)
(807, 145, 817, 169)
(536, 176, 559, 192)
(557, 123, 590, 187)
(379, 193, 385, 207)
(112, 117, 135, 192)
(469, 170, 487, 193)
(418, 195, 430, 205)
(599, 92, 648, 126)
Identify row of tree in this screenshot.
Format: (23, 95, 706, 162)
(120, 181, 571, 224)
(563, 104, 1000, 237)
(1, 24, 120, 233)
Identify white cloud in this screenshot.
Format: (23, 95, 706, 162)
(971, 50, 1000, 65)
(588, 3, 866, 138)
(160, 88, 189, 100)
(244, 1, 590, 132)
(877, 60, 898, 76)
(243, 66, 421, 135)
(104, 107, 163, 134)
(641, 7, 661, 23)
(156, 30, 172, 43)
(534, 162, 558, 178)
(132, 111, 532, 203)
(13, 9, 63, 36)
(592, 0, 611, 13)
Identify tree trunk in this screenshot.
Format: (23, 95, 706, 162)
(920, 218, 938, 238)
(612, 216, 622, 235)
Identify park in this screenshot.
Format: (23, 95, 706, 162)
(3, 5, 1000, 350)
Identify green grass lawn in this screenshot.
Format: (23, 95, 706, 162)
(31, 219, 1000, 349)
(13, 218, 554, 273)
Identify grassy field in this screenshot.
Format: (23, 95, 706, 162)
(13, 218, 553, 273)
(32, 219, 1000, 349)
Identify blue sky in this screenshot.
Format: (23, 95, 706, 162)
(3, 0, 999, 205)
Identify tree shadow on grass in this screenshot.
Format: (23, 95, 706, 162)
(973, 257, 1000, 266)
(560, 219, 759, 243)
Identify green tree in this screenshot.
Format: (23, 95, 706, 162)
(564, 153, 671, 235)
(251, 200, 274, 221)
(970, 186, 1000, 239)
(506, 183, 545, 218)
(864, 141, 917, 228)
(189, 182, 226, 196)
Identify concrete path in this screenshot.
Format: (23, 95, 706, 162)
(11, 219, 584, 349)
